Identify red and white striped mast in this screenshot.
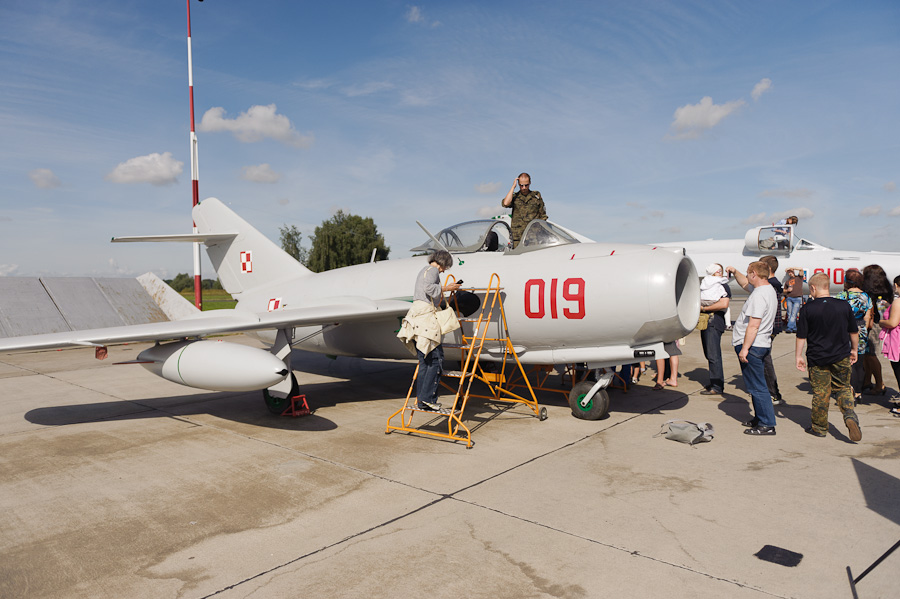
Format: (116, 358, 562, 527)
(187, 0, 202, 309)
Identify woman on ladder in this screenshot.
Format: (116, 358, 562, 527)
(398, 250, 461, 412)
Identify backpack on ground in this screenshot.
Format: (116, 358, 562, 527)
(654, 420, 715, 446)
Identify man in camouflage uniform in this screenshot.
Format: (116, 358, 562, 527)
(795, 272, 862, 441)
(502, 172, 548, 248)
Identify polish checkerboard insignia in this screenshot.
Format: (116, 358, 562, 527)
(267, 298, 282, 312)
(240, 251, 252, 273)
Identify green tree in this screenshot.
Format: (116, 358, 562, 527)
(279, 224, 310, 266)
(168, 272, 192, 292)
(307, 210, 390, 272)
(166, 274, 224, 292)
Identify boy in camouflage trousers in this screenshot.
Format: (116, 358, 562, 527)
(795, 272, 862, 441)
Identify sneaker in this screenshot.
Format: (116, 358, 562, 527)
(772, 398, 785, 406)
(741, 418, 760, 428)
(700, 389, 722, 396)
(744, 426, 776, 436)
(805, 427, 826, 438)
(846, 419, 862, 442)
(419, 400, 443, 412)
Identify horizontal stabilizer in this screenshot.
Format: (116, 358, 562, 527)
(112, 233, 237, 245)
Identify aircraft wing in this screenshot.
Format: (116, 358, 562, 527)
(0, 297, 412, 353)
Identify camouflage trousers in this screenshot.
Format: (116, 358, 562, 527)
(808, 357, 858, 435)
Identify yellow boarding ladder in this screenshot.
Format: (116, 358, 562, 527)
(385, 273, 544, 448)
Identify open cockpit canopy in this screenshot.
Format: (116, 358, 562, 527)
(410, 219, 511, 253)
(410, 218, 580, 254)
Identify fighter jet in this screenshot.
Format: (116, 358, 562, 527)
(657, 224, 900, 294)
(0, 198, 699, 419)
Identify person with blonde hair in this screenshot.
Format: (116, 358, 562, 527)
(726, 261, 778, 435)
(795, 272, 861, 441)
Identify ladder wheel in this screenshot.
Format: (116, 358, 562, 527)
(568, 382, 610, 420)
(539, 407, 548, 421)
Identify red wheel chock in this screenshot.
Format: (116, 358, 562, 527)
(280, 394, 311, 417)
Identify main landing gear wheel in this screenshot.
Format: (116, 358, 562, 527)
(263, 373, 299, 415)
(568, 381, 610, 420)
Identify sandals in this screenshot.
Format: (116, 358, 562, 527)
(652, 383, 664, 391)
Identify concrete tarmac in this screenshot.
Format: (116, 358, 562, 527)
(1, 332, 899, 599)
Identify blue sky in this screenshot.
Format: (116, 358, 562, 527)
(1, 0, 898, 278)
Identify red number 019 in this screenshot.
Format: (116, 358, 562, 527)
(524, 278, 585, 319)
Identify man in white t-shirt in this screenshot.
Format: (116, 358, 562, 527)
(726, 261, 778, 436)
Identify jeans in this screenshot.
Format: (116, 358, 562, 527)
(701, 314, 725, 392)
(785, 297, 802, 332)
(763, 350, 781, 400)
(735, 344, 776, 427)
(416, 345, 443, 405)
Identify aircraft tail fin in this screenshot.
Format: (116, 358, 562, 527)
(192, 198, 312, 297)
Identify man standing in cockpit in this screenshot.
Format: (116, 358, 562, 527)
(502, 172, 548, 248)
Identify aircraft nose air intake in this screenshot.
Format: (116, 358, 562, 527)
(673, 256, 701, 333)
(632, 255, 700, 344)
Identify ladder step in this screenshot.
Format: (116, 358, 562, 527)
(443, 370, 474, 378)
(481, 372, 506, 383)
(405, 403, 454, 415)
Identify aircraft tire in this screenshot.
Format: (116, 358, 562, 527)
(263, 373, 299, 415)
(568, 382, 609, 420)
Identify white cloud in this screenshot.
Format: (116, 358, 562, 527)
(406, 6, 423, 22)
(889, 206, 900, 217)
(742, 212, 768, 225)
(29, 168, 61, 189)
(241, 163, 282, 184)
(198, 104, 313, 148)
(742, 208, 814, 225)
(751, 78, 772, 101)
(278, 198, 290, 206)
(342, 81, 395, 97)
(405, 5, 439, 27)
(759, 188, 813, 199)
(885, 181, 897, 193)
(0, 264, 19, 276)
(661, 226, 681, 234)
(293, 78, 334, 91)
(475, 182, 501, 194)
(860, 205, 882, 217)
(772, 207, 814, 222)
(668, 96, 745, 139)
(105, 152, 183, 186)
(477, 206, 504, 217)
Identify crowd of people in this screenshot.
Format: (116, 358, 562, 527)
(689, 259, 899, 441)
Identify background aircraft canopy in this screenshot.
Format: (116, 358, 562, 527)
(743, 224, 833, 256)
(745, 225, 794, 255)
